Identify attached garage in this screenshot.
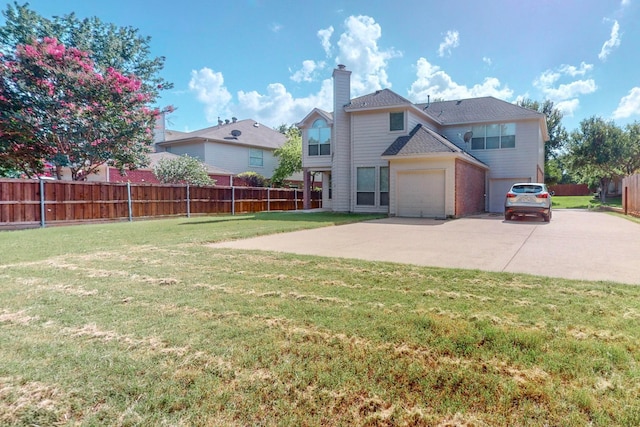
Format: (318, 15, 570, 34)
(488, 177, 530, 213)
(396, 170, 446, 217)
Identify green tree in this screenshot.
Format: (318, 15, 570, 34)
(153, 155, 214, 186)
(271, 124, 302, 187)
(0, 2, 172, 98)
(0, 37, 162, 180)
(620, 121, 640, 176)
(567, 116, 623, 202)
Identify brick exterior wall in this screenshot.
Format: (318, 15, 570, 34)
(455, 159, 486, 216)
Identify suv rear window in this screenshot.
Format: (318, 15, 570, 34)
(512, 185, 543, 194)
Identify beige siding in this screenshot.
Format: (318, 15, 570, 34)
(332, 68, 352, 212)
(165, 142, 205, 160)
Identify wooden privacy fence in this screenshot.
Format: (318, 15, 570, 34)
(622, 174, 640, 216)
(0, 179, 321, 229)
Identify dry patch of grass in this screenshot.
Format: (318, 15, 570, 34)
(1, 214, 639, 425)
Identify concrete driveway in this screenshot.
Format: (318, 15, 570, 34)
(209, 210, 640, 285)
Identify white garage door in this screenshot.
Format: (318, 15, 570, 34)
(489, 178, 530, 213)
(397, 170, 445, 217)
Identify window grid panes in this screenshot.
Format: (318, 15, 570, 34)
(470, 123, 516, 150)
(380, 166, 389, 206)
(390, 112, 404, 131)
(249, 148, 263, 167)
(357, 167, 375, 206)
(308, 119, 331, 156)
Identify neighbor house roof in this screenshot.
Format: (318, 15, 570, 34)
(382, 124, 488, 168)
(345, 89, 413, 111)
(417, 96, 546, 125)
(157, 119, 286, 150)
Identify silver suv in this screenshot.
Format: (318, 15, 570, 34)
(504, 183, 552, 222)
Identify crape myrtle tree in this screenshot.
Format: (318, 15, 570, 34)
(0, 37, 167, 179)
(0, 2, 173, 179)
(0, 2, 171, 100)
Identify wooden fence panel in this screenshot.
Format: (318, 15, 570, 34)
(0, 179, 323, 229)
(623, 174, 640, 215)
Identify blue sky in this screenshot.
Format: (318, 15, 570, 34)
(4, 0, 640, 133)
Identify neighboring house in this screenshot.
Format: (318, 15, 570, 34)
(56, 152, 234, 185)
(155, 118, 295, 182)
(297, 65, 548, 217)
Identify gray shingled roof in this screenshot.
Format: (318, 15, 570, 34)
(417, 96, 544, 125)
(382, 124, 462, 156)
(345, 89, 413, 111)
(159, 119, 286, 150)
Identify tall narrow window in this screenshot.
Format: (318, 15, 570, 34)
(390, 112, 404, 131)
(380, 166, 389, 206)
(357, 167, 375, 205)
(308, 119, 331, 156)
(249, 148, 263, 167)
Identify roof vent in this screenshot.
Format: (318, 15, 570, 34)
(337, 64, 346, 70)
(231, 129, 241, 137)
(253, 122, 259, 128)
(232, 117, 237, 123)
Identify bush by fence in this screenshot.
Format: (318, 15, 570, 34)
(0, 179, 321, 229)
(622, 174, 640, 216)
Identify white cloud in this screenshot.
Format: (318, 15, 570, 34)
(612, 87, 640, 119)
(599, 20, 621, 61)
(555, 99, 581, 117)
(187, 15, 403, 127)
(235, 79, 334, 127)
(335, 15, 402, 95)
(482, 56, 492, 66)
(290, 60, 325, 83)
(188, 68, 233, 122)
(408, 57, 513, 101)
(533, 63, 597, 115)
(317, 26, 334, 57)
(270, 23, 283, 33)
(438, 30, 460, 58)
(559, 62, 593, 76)
(621, 0, 630, 7)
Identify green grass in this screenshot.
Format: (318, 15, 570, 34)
(553, 195, 623, 209)
(1, 213, 639, 426)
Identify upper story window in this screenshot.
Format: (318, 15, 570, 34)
(471, 123, 516, 150)
(308, 119, 330, 156)
(390, 112, 404, 131)
(249, 148, 263, 167)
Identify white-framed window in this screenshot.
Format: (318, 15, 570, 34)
(471, 123, 516, 150)
(249, 148, 263, 167)
(357, 167, 375, 206)
(357, 166, 389, 207)
(380, 166, 389, 206)
(308, 119, 331, 156)
(390, 112, 404, 131)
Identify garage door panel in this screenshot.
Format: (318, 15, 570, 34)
(489, 177, 530, 213)
(397, 170, 445, 217)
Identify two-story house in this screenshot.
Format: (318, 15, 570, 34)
(297, 65, 548, 217)
(155, 118, 289, 182)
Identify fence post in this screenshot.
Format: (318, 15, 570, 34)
(232, 186, 235, 216)
(294, 189, 298, 211)
(127, 182, 133, 222)
(267, 188, 270, 212)
(39, 178, 46, 228)
(624, 186, 628, 216)
(186, 184, 191, 218)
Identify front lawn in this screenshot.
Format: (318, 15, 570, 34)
(553, 195, 622, 209)
(1, 213, 639, 426)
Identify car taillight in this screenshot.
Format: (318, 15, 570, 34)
(536, 193, 549, 199)
(506, 192, 517, 198)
